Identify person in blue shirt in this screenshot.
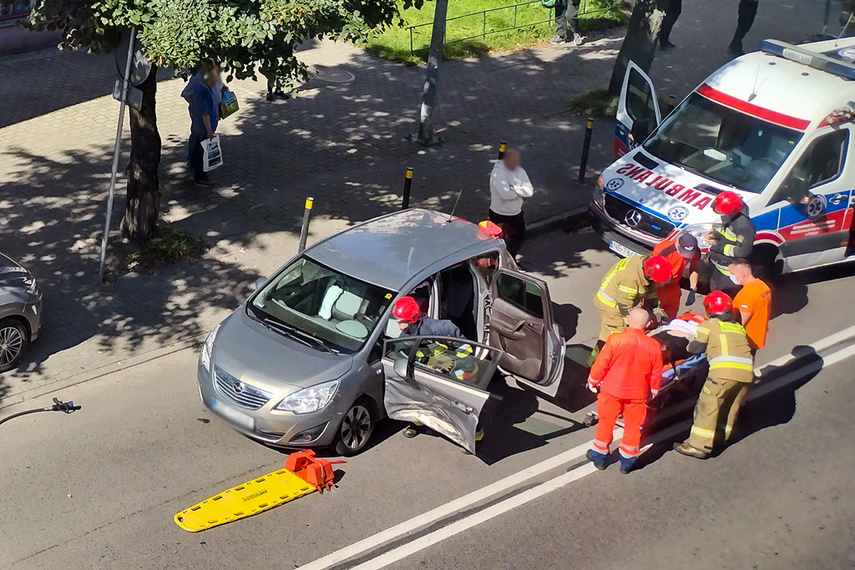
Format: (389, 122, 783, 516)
(188, 69, 219, 186)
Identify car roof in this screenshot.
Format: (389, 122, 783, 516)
(305, 208, 498, 290)
(704, 48, 851, 131)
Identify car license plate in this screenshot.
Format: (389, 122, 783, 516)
(211, 397, 255, 430)
(609, 240, 635, 257)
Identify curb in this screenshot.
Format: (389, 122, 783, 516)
(527, 205, 591, 238)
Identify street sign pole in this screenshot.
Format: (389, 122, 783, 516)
(98, 27, 137, 283)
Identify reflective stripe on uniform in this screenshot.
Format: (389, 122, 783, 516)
(597, 289, 617, 308)
(723, 244, 735, 257)
(710, 360, 754, 371)
(617, 284, 639, 298)
(719, 333, 729, 356)
(618, 444, 640, 458)
(690, 425, 715, 439)
(592, 439, 610, 453)
(600, 258, 629, 289)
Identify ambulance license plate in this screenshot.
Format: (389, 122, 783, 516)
(212, 397, 255, 430)
(609, 240, 635, 258)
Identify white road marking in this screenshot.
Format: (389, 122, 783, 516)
(302, 330, 855, 570)
(755, 324, 855, 376)
(298, 431, 621, 570)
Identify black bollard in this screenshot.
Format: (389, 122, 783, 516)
(497, 141, 506, 160)
(578, 118, 593, 183)
(402, 167, 413, 210)
(666, 95, 675, 115)
(298, 197, 314, 253)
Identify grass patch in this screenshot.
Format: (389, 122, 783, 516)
(121, 223, 206, 272)
(569, 86, 617, 118)
(368, 0, 627, 64)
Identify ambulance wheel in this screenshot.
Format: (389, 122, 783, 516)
(333, 398, 375, 457)
(750, 245, 782, 281)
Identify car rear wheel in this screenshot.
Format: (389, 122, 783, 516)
(0, 319, 27, 373)
(333, 398, 375, 456)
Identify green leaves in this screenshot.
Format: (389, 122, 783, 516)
(20, 0, 407, 87)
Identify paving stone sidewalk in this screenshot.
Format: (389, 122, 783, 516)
(0, 0, 828, 408)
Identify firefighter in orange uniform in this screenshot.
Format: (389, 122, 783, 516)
(586, 308, 663, 474)
(652, 233, 701, 320)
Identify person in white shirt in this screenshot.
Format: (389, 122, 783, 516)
(489, 148, 534, 257)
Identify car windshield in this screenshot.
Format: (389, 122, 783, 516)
(643, 93, 803, 193)
(248, 256, 394, 354)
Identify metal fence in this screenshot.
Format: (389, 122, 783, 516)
(406, 0, 617, 55)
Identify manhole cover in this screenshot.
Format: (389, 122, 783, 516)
(313, 66, 355, 83)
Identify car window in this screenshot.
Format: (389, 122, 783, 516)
(249, 256, 393, 353)
(495, 272, 544, 319)
(626, 67, 657, 125)
(644, 93, 803, 194)
(386, 337, 498, 390)
(776, 129, 848, 204)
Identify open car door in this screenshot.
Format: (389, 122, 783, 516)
(488, 269, 565, 397)
(615, 61, 662, 158)
(381, 336, 502, 454)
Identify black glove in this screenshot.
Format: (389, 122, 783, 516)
(686, 289, 697, 306)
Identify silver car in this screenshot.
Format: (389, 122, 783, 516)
(0, 253, 42, 372)
(197, 209, 566, 455)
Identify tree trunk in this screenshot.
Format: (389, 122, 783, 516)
(417, 0, 448, 145)
(608, 0, 666, 96)
(120, 66, 161, 243)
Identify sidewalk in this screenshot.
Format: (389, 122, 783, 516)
(0, 0, 828, 407)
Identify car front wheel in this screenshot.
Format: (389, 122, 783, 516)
(333, 398, 375, 456)
(0, 318, 27, 373)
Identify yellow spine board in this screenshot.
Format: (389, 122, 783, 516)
(174, 468, 315, 532)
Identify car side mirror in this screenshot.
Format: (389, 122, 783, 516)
(782, 173, 810, 205)
(393, 358, 412, 380)
(254, 276, 267, 290)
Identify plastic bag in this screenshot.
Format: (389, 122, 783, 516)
(219, 89, 239, 119)
(201, 135, 223, 172)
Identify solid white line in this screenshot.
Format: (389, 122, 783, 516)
(297, 429, 622, 570)
(755, 324, 855, 376)
(348, 463, 601, 570)
(340, 340, 855, 570)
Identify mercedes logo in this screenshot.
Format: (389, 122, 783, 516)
(624, 209, 643, 228)
(233, 380, 245, 393)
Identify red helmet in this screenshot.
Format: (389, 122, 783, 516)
(713, 191, 743, 216)
(643, 255, 671, 283)
(703, 291, 733, 315)
(392, 296, 421, 324)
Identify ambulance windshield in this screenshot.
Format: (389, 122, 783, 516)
(643, 93, 802, 194)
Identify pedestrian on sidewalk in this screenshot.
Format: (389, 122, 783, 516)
(674, 291, 754, 459)
(658, 0, 682, 50)
(729, 259, 771, 355)
(587, 308, 663, 473)
(265, 71, 290, 102)
(489, 148, 533, 258)
(550, 0, 583, 46)
(188, 68, 220, 187)
(728, 0, 760, 55)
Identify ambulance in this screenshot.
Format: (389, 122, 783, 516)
(589, 37, 855, 275)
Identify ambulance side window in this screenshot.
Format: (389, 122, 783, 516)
(775, 130, 848, 204)
(626, 68, 657, 140)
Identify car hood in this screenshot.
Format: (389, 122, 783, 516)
(602, 148, 758, 226)
(212, 308, 354, 392)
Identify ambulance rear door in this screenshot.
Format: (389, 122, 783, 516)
(615, 61, 662, 158)
(768, 125, 853, 270)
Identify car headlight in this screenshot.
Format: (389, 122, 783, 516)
(275, 380, 339, 414)
(200, 324, 220, 372)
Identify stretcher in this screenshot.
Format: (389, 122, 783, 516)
(583, 353, 708, 428)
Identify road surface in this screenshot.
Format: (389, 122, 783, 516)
(2, 229, 854, 569)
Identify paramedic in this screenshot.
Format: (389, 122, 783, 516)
(674, 291, 754, 459)
(590, 254, 671, 365)
(391, 297, 483, 442)
(652, 233, 700, 319)
(704, 191, 755, 296)
(730, 259, 772, 354)
(587, 308, 663, 473)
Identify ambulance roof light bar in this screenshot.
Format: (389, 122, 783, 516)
(759, 39, 855, 81)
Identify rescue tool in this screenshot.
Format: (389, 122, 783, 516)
(173, 450, 343, 532)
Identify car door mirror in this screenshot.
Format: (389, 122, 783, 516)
(781, 173, 810, 205)
(254, 276, 267, 290)
(393, 358, 411, 380)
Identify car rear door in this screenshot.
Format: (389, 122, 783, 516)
(615, 61, 662, 157)
(381, 336, 502, 454)
(488, 269, 566, 397)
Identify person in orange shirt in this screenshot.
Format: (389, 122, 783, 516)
(586, 308, 663, 474)
(729, 259, 772, 353)
(652, 233, 700, 320)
